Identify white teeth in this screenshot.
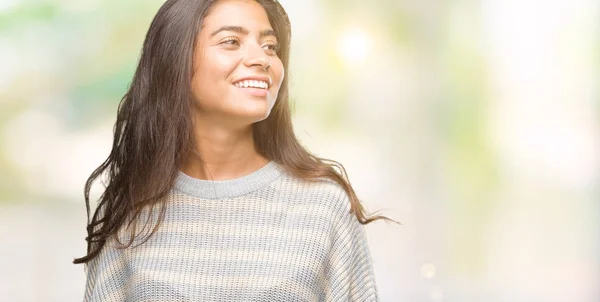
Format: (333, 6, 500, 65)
(234, 80, 269, 89)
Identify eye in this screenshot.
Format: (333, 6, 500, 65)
(220, 37, 240, 46)
(263, 42, 280, 55)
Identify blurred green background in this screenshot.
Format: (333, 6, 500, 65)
(0, 0, 598, 301)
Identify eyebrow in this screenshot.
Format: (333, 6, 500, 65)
(209, 26, 277, 39)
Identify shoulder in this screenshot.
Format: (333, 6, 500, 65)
(272, 171, 353, 218)
(275, 169, 348, 199)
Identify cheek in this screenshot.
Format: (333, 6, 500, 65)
(193, 53, 238, 97)
(273, 60, 285, 87)
(211, 53, 239, 76)
(200, 55, 237, 85)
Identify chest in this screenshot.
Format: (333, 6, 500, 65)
(121, 206, 334, 301)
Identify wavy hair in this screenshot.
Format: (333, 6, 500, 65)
(74, 0, 397, 264)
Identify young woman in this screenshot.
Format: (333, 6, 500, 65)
(74, 0, 394, 301)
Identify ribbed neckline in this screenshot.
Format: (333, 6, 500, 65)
(173, 161, 284, 199)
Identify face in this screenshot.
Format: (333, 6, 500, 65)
(191, 0, 285, 126)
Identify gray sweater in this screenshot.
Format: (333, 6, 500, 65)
(84, 161, 379, 301)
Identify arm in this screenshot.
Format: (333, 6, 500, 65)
(83, 238, 127, 302)
(323, 191, 379, 302)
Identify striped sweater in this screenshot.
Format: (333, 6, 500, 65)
(83, 161, 379, 301)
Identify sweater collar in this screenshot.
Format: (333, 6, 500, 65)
(173, 161, 283, 199)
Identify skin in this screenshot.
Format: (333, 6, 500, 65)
(181, 0, 285, 180)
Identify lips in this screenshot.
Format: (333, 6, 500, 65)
(234, 85, 268, 97)
(232, 75, 272, 88)
(233, 79, 269, 89)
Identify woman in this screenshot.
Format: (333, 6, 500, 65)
(74, 0, 395, 301)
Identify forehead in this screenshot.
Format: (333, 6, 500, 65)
(202, 0, 272, 30)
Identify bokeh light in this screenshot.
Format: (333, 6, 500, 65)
(337, 28, 370, 64)
(0, 0, 598, 301)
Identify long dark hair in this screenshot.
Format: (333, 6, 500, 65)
(74, 0, 397, 265)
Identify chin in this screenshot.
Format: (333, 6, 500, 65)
(230, 107, 271, 124)
(248, 110, 272, 123)
(221, 95, 275, 124)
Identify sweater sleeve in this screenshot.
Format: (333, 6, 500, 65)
(323, 190, 380, 302)
(83, 237, 127, 302)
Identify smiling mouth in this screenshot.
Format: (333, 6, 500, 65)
(232, 80, 269, 89)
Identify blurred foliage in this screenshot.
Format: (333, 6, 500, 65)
(0, 0, 598, 301)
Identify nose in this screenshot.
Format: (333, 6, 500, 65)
(243, 43, 271, 70)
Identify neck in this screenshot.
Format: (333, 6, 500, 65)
(181, 121, 269, 181)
